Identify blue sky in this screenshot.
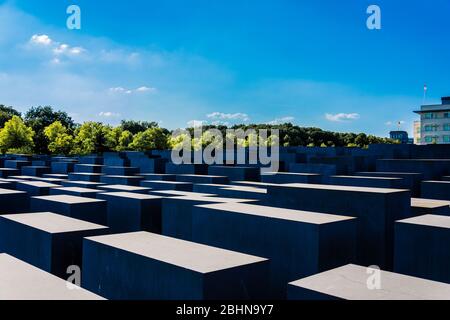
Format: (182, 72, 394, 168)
(0, 0, 449, 136)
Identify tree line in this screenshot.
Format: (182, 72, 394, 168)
(0, 104, 397, 155)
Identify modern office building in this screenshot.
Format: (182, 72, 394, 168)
(389, 131, 410, 144)
(413, 121, 421, 145)
(414, 97, 450, 144)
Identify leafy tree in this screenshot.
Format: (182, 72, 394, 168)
(129, 127, 169, 151)
(120, 120, 159, 135)
(44, 121, 73, 155)
(0, 116, 35, 153)
(118, 130, 134, 151)
(25, 106, 75, 154)
(72, 122, 109, 155)
(0, 105, 21, 128)
(105, 127, 134, 151)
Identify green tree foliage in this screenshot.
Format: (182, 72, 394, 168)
(0, 116, 35, 154)
(120, 120, 160, 135)
(72, 122, 109, 155)
(105, 126, 134, 151)
(129, 127, 169, 151)
(44, 121, 73, 155)
(0, 105, 21, 128)
(25, 106, 75, 154)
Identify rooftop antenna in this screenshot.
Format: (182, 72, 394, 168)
(423, 84, 428, 105)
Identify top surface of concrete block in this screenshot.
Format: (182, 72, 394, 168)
(397, 214, 450, 229)
(0, 188, 25, 196)
(281, 183, 408, 194)
(53, 187, 103, 193)
(32, 195, 105, 205)
(358, 171, 422, 176)
(150, 190, 217, 197)
(262, 172, 320, 177)
(0, 254, 104, 300)
(85, 231, 267, 273)
(99, 192, 161, 200)
(289, 264, 450, 300)
(1, 212, 107, 233)
(169, 195, 256, 203)
(332, 175, 402, 181)
(177, 174, 227, 179)
(411, 198, 450, 209)
(99, 184, 151, 192)
(196, 203, 355, 225)
(222, 185, 267, 194)
(423, 180, 450, 185)
(144, 180, 191, 185)
(16, 181, 60, 188)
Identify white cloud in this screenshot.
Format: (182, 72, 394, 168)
(99, 111, 121, 118)
(28, 34, 86, 63)
(136, 86, 156, 93)
(266, 116, 295, 125)
(30, 34, 52, 46)
(325, 113, 360, 122)
(207, 112, 250, 122)
(108, 86, 156, 95)
(187, 120, 207, 127)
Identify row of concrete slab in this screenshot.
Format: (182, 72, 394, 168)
(1, 151, 450, 299)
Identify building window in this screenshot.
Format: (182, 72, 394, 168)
(445, 113, 450, 118)
(445, 124, 450, 131)
(424, 125, 439, 132)
(425, 136, 439, 143)
(444, 136, 450, 143)
(424, 113, 435, 119)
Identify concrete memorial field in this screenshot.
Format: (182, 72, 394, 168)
(1, 144, 450, 300)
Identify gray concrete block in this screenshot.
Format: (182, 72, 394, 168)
(166, 163, 208, 175)
(82, 232, 270, 300)
(355, 172, 423, 197)
(411, 198, 450, 216)
(266, 183, 411, 269)
(208, 166, 260, 182)
(16, 181, 60, 196)
(102, 166, 139, 176)
(139, 173, 176, 181)
(50, 187, 105, 199)
(395, 215, 450, 284)
(0, 254, 104, 300)
(328, 175, 404, 189)
(288, 264, 450, 300)
(97, 192, 162, 233)
(51, 162, 75, 174)
(261, 172, 322, 184)
(100, 175, 144, 186)
(30, 195, 107, 225)
(0, 212, 108, 278)
(21, 166, 50, 177)
(0, 168, 19, 178)
(61, 180, 106, 189)
(376, 159, 450, 180)
(68, 172, 104, 182)
(176, 174, 229, 184)
(4, 160, 30, 169)
(194, 184, 267, 200)
(421, 181, 450, 200)
(74, 164, 104, 173)
(191, 203, 356, 298)
(149, 190, 217, 197)
(162, 195, 257, 241)
(141, 180, 193, 191)
(0, 188, 29, 214)
(98, 184, 152, 194)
